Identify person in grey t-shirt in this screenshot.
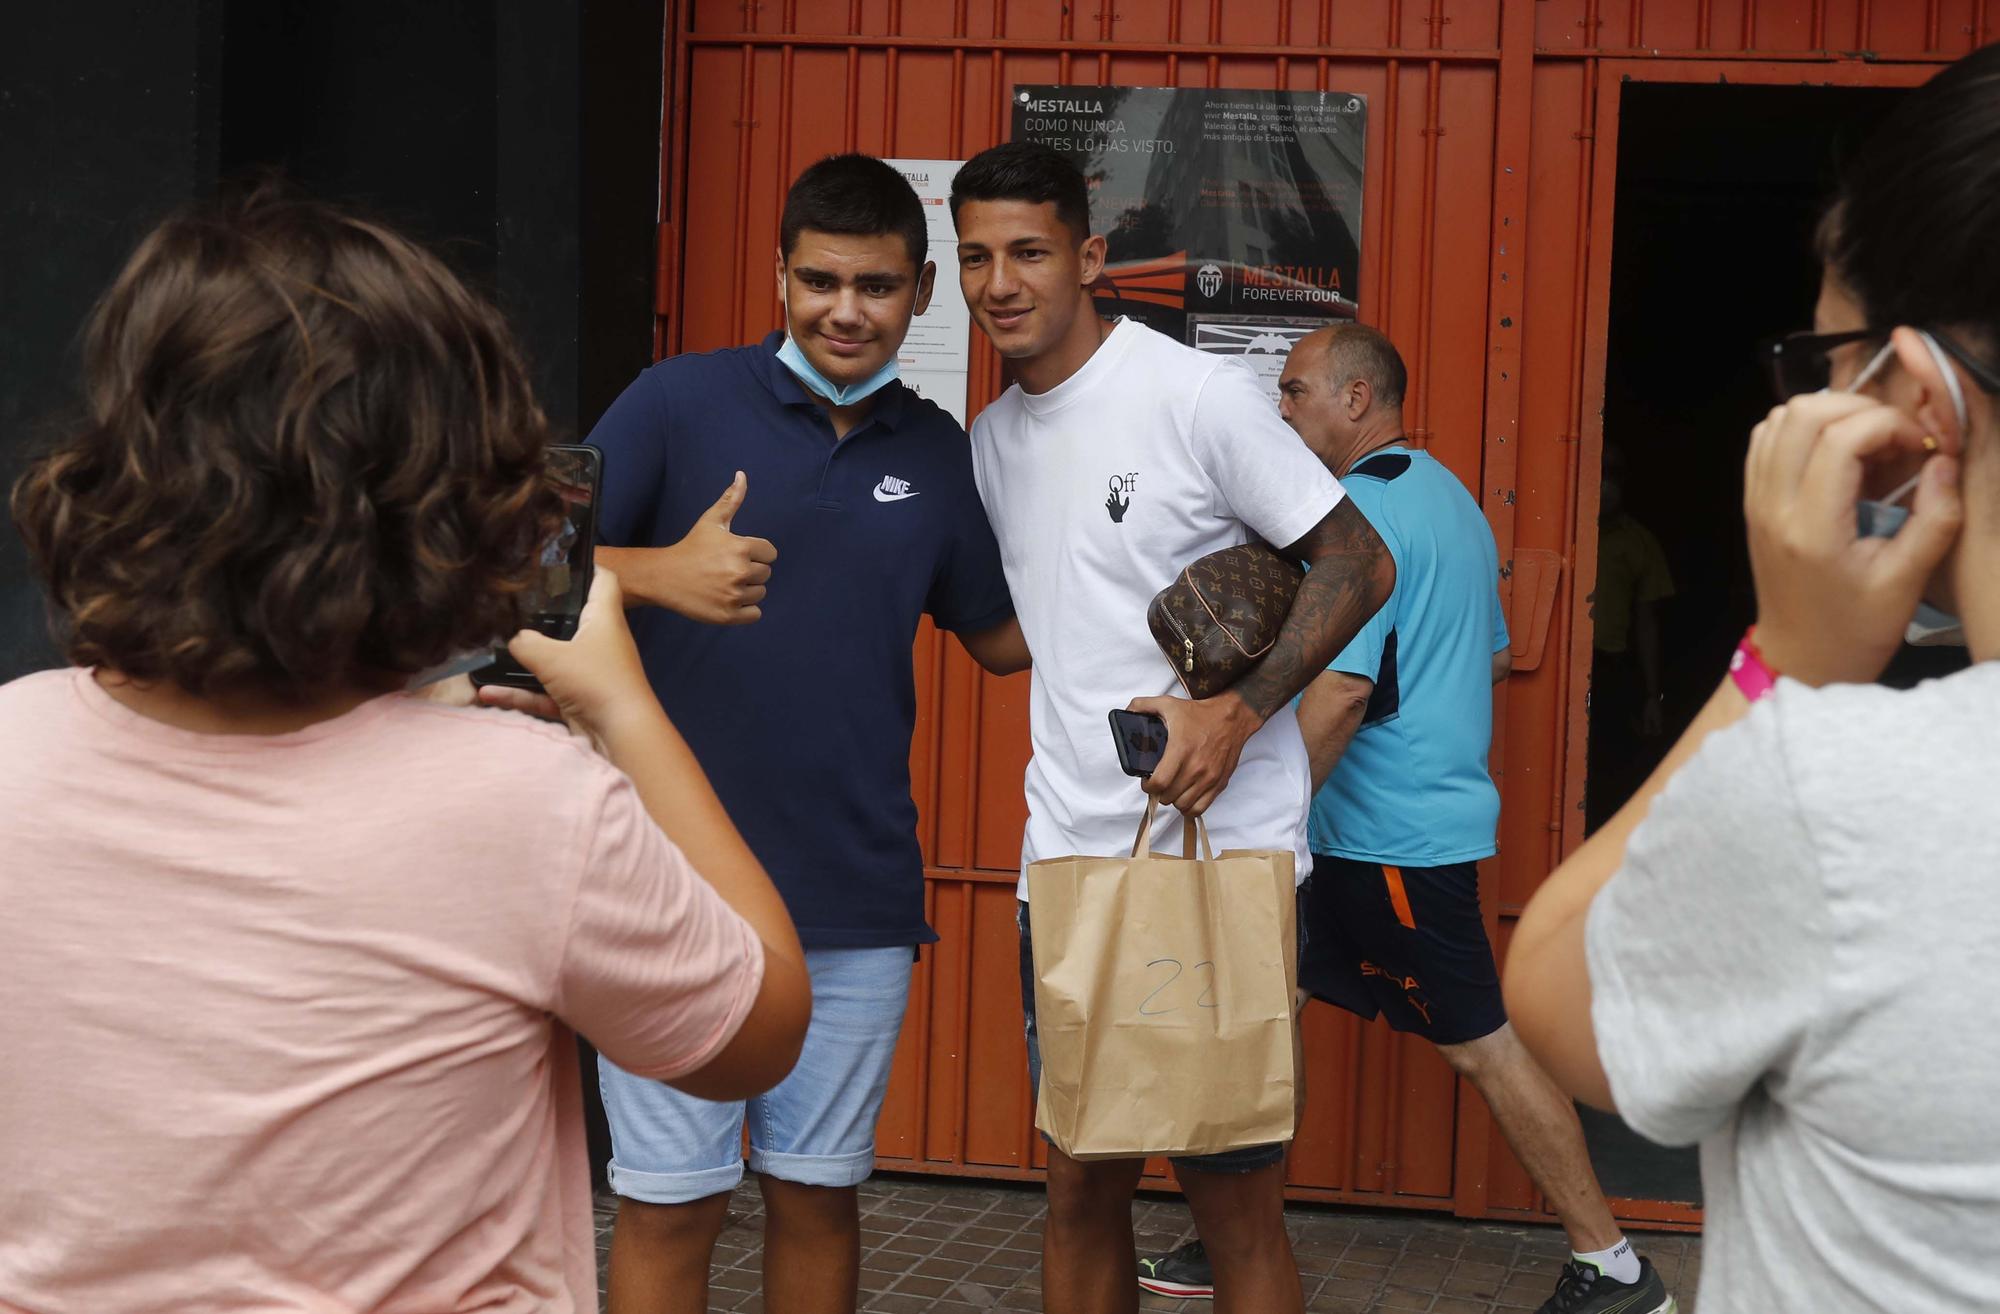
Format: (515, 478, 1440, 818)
(1503, 45, 2000, 1314)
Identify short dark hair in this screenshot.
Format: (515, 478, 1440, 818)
(1321, 324, 1409, 409)
(949, 141, 1093, 244)
(10, 185, 562, 700)
(1817, 44, 2000, 373)
(780, 154, 928, 269)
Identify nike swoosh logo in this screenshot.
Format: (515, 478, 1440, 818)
(873, 488, 920, 502)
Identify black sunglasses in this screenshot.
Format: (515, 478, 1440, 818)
(1760, 327, 2000, 401)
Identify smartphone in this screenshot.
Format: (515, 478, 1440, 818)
(1108, 709, 1169, 778)
(472, 444, 603, 693)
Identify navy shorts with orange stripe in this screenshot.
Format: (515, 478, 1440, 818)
(1298, 854, 1507, 1046)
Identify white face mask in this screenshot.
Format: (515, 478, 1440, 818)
(1845, 333, 1968, 647)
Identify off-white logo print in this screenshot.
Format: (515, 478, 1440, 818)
(1105, 472, 1136, 523)
(874, 475, 920, 502)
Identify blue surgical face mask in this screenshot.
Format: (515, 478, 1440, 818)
(774, 282, 900, 407)
(1846, 333, 1969, 646)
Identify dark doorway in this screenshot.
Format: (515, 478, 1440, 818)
(1582, 79, 1944, 1208)
(3, 0, 664, 692)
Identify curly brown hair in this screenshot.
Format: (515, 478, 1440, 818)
(11, 187, 562, 699)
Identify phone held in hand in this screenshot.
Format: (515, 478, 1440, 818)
(1108, 709, 1169, 778)
(472, 444, 603, 693)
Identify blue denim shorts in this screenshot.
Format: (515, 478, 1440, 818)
(598, 944, 914, 1203)
(1017, 898, 1299, 1174)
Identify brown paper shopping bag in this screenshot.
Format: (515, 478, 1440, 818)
(1027, 798, 1298, 1161)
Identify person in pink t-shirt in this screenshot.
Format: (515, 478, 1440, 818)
(0, 188, 811, 1314)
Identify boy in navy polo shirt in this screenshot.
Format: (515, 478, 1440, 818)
(586, 155, 1026, 1314)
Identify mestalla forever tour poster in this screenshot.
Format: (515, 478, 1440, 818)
(1011, 86, 1367, 401)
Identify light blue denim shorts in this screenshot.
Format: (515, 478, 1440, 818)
(598, 944, 914, 1203)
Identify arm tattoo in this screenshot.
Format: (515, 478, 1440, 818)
(1232, 498, 1394, 721)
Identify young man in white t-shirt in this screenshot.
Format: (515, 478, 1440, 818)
(950, 142, 1395, 1314)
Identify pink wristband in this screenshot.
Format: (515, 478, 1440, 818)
(1729, 628, 1779, 703)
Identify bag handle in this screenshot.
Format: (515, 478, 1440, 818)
(1183, 813, 1216, 862)
(1129, 796, 1217, 861)
(1129, 797, 1160, 857)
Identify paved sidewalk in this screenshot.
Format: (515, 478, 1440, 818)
(592, 1175, 1700, 1313)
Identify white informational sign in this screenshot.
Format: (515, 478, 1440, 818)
(1189, 316, 1323, 405)
(888, 158, 970, 426)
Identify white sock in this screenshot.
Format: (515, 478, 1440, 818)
(1574, 1237, 1641, 1285)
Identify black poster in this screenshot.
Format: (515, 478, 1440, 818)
(1011, 86, 1366, 398)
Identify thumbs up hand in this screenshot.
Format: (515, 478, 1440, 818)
(662, 471, 779, 625)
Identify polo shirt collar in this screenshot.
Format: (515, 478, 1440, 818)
(755, 331, 911, 431)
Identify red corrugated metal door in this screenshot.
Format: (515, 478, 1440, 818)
(653, 0, 1984, 1225)
(660, 0, 1499, 1218)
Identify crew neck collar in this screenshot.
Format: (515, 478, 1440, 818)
(1018, 317, 1140, 417)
